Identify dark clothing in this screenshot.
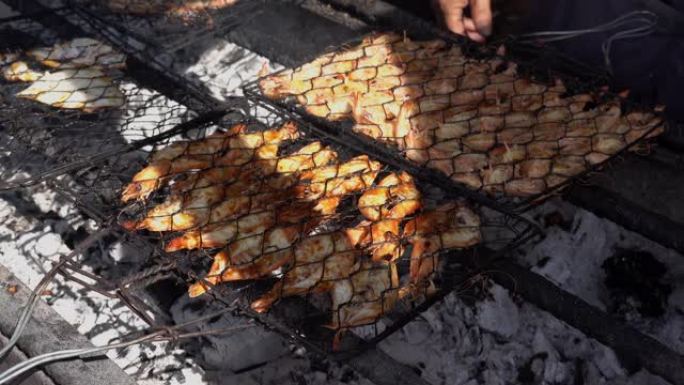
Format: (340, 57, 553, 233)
(522, 0, 684, 120)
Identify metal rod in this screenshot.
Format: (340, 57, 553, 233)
(57, 268, 119, 299)
(0, 228, 111, 361)
(0, 324, 254, 384)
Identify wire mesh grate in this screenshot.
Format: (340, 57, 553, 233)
(1, 54, 538, 350)
(0, 11, 537, 355)
(113, 102, 539, 352)
(67, 0, 264, 53)
(243, 31, 667, 213)
(63, 0, 266, 103)
(0, 13, 205, 191)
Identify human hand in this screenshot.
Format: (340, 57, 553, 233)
(433, 0, 493, 43)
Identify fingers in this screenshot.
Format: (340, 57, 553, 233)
(446, 8, 466, 36)
(435, 0, 468, 36)
(435, 0, 492, 43)
(463, 18, 486, 43)
(470, 0, 493, 36)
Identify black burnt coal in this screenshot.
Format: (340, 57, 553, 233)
(602, 249, 671, 318)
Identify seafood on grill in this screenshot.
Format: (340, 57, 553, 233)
(106, 0, 237, 20)
(358, 171, 421, 222)
(403, 202, 481, 293)
(120, 122, 299, 203)
(121, 121, 485, 349)
(250, 230, 362, 313)
(328, 260, 400, 349)
(354, 172, 421, 261)
(16, 67, 124, 112)
(125, 138, 345, 236)
(186, 155, 385, 296)
(259, 32, 665, 199)
(2, 61, 43, 82)
(164, 188, 335, 254)
(28, 38, 126, 70)
(295, 155, 383, 201)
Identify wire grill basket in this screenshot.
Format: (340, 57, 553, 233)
(111, 101, 539, 352)
(67, 0, 263, 54)
(243, 31, 666, 213)
(0, 13, 220, 193)
(0, 9, 538, 356)
(1, 89, 538, 352)
(64, 0, 266, 103)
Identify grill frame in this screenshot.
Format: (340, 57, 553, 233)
(1, 3, 682, 384)
(66, 0, 265, 60)
(0, 11, 226, 193)
(66, 0, 267, 107)
(0, 10, 540, 352)
(106, 100, 542, 353)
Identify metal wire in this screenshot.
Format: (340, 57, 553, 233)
(0, 320, 253, 384)
(516, 10, 659, 74)
(0, 228, 111, 361)
(118, 262, 177, 290)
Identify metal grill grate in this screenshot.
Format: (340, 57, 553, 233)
(109, 101, 539, 352)
(0, 14, 538, 351)
(0, 14, 205, 193)
(1, 4, 683, 383)
(65, 0, 266, 103)
(243, 32, 666, 213)
(67, 0, 263, 54)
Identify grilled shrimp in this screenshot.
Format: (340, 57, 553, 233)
(250, 231, 360, 313)
(121, 123, 297, 202)
(328, 261, 400, 350)
(358, 172, 421, 221)
(403, 203, 481, 286)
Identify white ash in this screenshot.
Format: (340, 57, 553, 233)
(378, 283, 672, 385)
(170, 295, 374, 385)
(203, 355, 374, 385)
(518, 198, 684, 355)
(116, 80, 192, 145)
(180, 40, 282, 101)
(0, 185, 207, 385)
(170, 295, 290, 373)
(475, 285, 520, 339)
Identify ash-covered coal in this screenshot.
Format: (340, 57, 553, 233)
(602, 249, 672, 318)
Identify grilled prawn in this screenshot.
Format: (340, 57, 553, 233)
(328, 261, 400, 350)
(259, 32, 665, 199)
(403, 202, 481, 288)
(120, 122, 298, 202)
(250, 231, 361, 313)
